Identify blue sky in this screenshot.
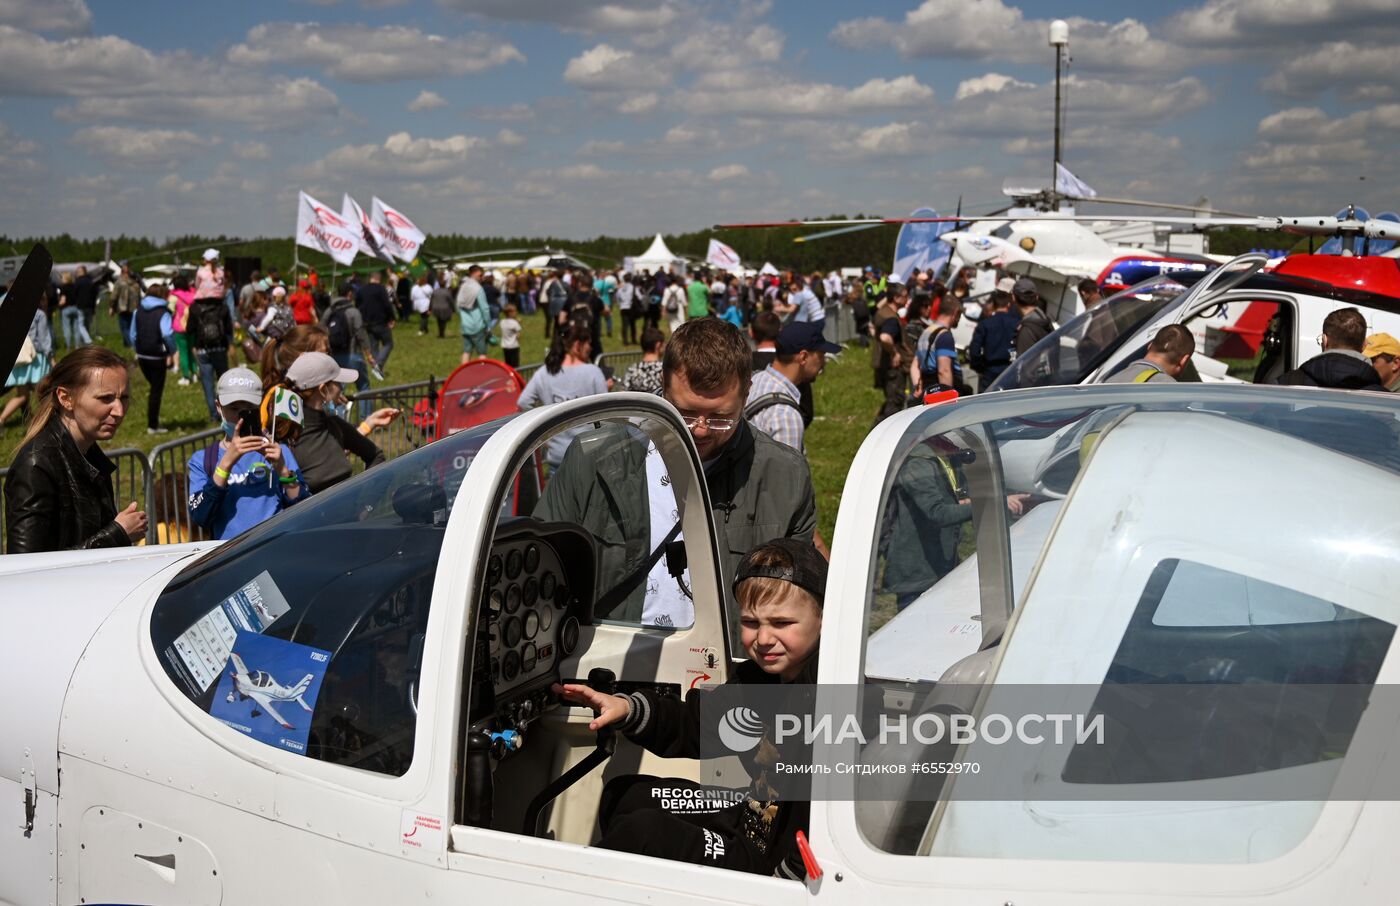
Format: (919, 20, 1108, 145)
(0, 0, 1396, 241)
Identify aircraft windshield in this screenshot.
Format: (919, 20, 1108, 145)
(990, 280, 1185, 391)
(149, 415, 520, 776)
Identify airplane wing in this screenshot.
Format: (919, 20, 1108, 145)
(250, 692, 294, 730)
(228, 652, 250, 678)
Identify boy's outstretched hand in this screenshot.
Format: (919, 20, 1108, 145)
(551, 682, 630, 731)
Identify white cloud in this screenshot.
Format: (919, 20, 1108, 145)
(830, 122, 926, 158)
(708, 163, 750, 181)
(832, 0, 1192, 73)
(314, 131, 488, 179)
(679, 72, 933, 116)
(232, 141, 270, 160)
(619, 92, 659, 114)
(0, 26, 340, 125)
(564, 43, 657, 90)
(409, 90, 449, 112)
(955, 73, 1034, 101)
(945, 73, 1210, 136)
(229, 22, 523, 81)
(74, 125, 208, 164)
(1262, 40, 1400, 100)
(437, 0, 680, 33)
(56, 77, 339, 127)
(157, 173, 196, 194)
(0, 0, 90, 35)
(1166, 0, 1400, 47)
(496, 128, 525, 146)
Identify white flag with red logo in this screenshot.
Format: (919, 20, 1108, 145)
(296, 191, 358, 266)
(705, 238, 742, 270)
(341, 194, 394, 262)
(371, 196, 426, 263)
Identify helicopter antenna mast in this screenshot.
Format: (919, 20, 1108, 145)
(1049, 19, 1069, 211)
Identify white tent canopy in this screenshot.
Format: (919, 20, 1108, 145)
(759, 261, 780, 276)
(631, 233, 687, 273)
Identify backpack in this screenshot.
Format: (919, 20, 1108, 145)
(193, 300, 225, 349)
(265, 302, 295, 340)
(325, 303, 352, 354)
(919, 325, 949, 378)
(744, 392, 802, 421)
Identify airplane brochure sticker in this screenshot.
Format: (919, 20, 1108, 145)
(169, 570, 291, 693)
(208, 630, 330, 755)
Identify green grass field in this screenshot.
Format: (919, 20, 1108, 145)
(1, 308, 882, 541)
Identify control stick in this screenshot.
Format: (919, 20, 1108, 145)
(522, 668, 618, 837)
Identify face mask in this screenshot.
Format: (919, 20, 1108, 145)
(221, 419, 237, 439)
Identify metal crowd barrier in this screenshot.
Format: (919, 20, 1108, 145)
(823, 302, 858, 346)
(517, 362, 542, 382)
(146, 427, 221, 545)
(350, 378, 439, 459)
(595, 350, 644, 375)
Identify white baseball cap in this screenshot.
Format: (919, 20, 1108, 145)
(285, 352, 358, 391)
(202, 248, 219, 261)
(216, 367, 262, 406)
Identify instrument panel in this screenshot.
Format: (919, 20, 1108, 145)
(483, 537, 581, 700)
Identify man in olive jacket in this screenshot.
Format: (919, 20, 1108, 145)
(535, 318, 817, 629)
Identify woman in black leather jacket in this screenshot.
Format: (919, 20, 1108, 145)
(4, 346, 148, 553)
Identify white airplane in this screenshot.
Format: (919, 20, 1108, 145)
(223, 652, 314, 730)
(2, 383, 1399, 904)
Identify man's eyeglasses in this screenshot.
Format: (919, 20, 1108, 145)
(680, 414, 738, 434)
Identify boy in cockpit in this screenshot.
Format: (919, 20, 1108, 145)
(552, 538, 825, 879)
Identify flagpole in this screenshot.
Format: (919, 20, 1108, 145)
(1049, 20, 1069, 212)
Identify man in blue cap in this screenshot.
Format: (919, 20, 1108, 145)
(744, 320, 840, 453)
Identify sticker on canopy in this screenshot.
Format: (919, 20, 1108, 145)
(169, 570, 291, 693)
(209, 630, 330, 755)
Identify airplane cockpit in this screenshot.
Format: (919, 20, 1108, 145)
(147, 395, 731, 848)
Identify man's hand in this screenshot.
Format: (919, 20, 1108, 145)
(551, 682, 631, 731)
(114, 501, 148, 543)
(1006, 493, 1033, 516)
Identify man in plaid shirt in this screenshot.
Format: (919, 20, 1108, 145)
(744, 321, 840, 453)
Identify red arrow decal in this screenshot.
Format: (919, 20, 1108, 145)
(689, 673, 712, 690)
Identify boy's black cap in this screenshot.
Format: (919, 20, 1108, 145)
(733, 537, 828, 606)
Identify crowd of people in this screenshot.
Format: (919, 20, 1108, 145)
(9, 240, 1400, 558)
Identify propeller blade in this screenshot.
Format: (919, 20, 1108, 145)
(793, 223, 886, 243)
(0, 243, 53, 380)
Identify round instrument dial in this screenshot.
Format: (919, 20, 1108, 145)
(500, 650, 520, 682)
(487, 554, 503, 586)
(538, 606, 553, 631)
(523, 609, 540, 640)
(487, 589, 502, 615)
(540, 571, 557, 602)
(560, 616, 580, 655)
(504, 584, 521, 614)
(521, 642, 538, 674)
(505, 548, 523, 580)
(522, 576, 539, 608)
(524, 544, 541, 573)
(502, 616, 523, 649)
